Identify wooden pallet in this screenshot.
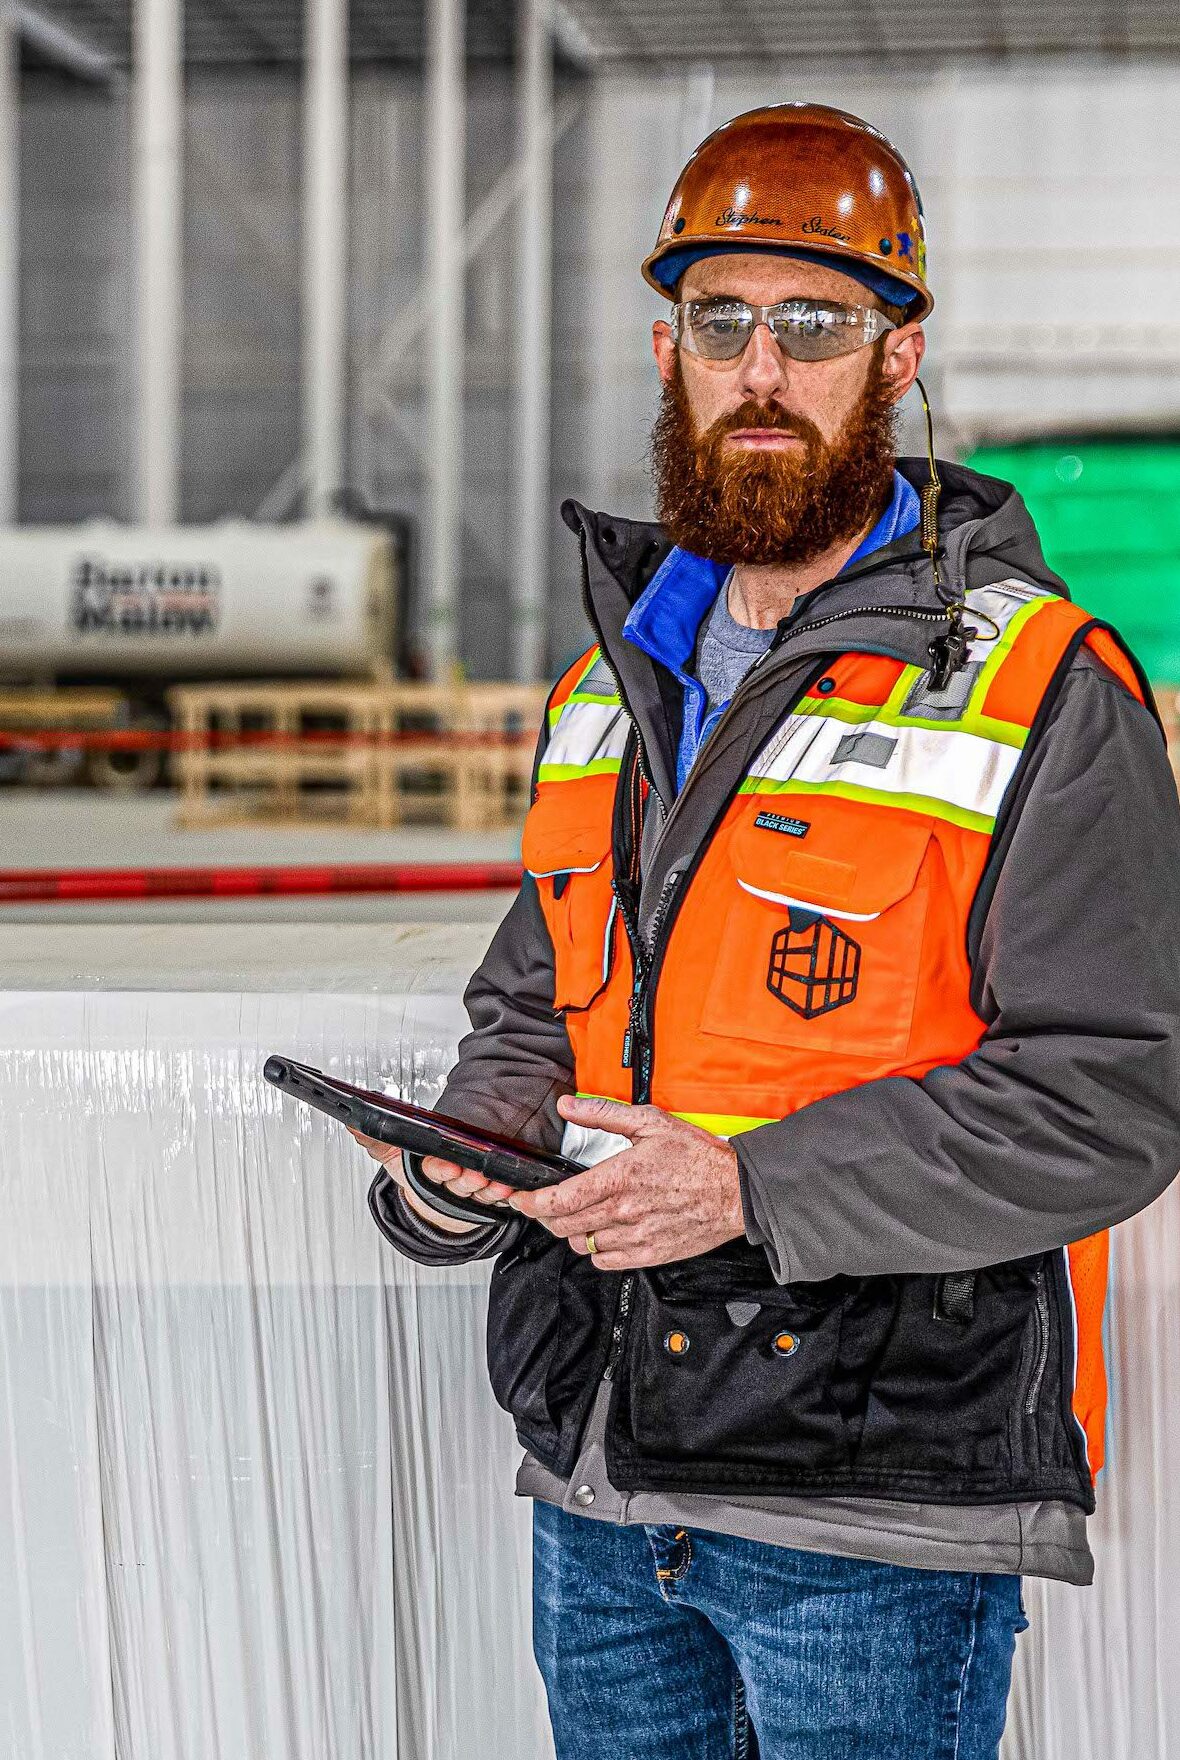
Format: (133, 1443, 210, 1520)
(166, 678, 548, 830)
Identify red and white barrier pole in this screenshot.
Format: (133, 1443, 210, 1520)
(0, 862, 524, 904)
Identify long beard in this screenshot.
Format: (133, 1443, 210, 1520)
(650, 352, 899, 566)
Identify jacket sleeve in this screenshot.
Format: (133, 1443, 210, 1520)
(734, 654, 1180, 1283)
(368, 869, 576, 1266)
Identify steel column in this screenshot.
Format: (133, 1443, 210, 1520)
(303, 0, 349, 517)
(132, 0, 183, 524)
(0, 4, 19, 523)
(509, 0, 553, 682)
(423, 0, 464, 677)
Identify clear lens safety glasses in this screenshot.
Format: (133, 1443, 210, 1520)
(672, 297, 897, 364)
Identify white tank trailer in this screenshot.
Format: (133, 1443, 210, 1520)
(0, 519, 397, 682)
(0, 520, 399, 787)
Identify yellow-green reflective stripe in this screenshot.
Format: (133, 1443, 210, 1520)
(550, 690, 622, 732)
(550, 648, 608, 728)
(737, 776, 996, 834)
(573, 1093, 773, 1139)
(790, 690, 1028, 750)
(973, 593, 1050, 691)
(571, 647, 602, 692)
(537, 758, 622, 782)
(673, 1110, 775, 1137)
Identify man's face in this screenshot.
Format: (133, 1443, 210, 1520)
(650, 253, 925, 566)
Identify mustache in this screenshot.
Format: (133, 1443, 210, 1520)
(702, 400, 821, 446)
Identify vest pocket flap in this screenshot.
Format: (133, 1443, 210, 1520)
(521, 782, 611, 877)
(731, 805, 932, 919)
(521, 779, 618, 1010)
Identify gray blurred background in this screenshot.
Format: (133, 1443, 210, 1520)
(18, 2, 1180, 680)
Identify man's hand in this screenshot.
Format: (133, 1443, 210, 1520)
(345, 1127, 518, 1235)
(505, 1094, 746, 1270)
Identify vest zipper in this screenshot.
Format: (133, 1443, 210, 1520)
(622, 637, 824, 1106)
(606, 646, 826, 1397)
(620, 865, 681, 1072)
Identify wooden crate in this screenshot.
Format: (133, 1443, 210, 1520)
(368, 682, 547, 829)
(165, 678, 549, 830)
(167, 681, 396, 828)
(449, 683, 548, 830)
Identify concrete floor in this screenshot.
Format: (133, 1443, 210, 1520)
(0, 788, 519, 926)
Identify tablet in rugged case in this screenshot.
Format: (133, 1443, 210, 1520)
(263, 1056, 584, 1199)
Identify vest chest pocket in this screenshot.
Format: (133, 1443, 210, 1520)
(522, 779, 619, 1011)
(700, 805, 935, 1060)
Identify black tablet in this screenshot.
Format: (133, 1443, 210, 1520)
(263, 1056, 584, 1203)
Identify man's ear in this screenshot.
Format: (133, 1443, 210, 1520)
(653, 319, 677, 385)
(881, 321, 925, 403)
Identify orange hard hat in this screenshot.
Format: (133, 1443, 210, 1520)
(643, 103, 932, 321)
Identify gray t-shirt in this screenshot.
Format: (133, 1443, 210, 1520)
(695, 570, 776, 720)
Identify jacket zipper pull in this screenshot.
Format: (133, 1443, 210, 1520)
(621, 964, 645, 1068)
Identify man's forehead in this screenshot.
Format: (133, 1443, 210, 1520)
(680, 252, 876, 305)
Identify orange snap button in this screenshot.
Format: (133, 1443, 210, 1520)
(772, 1332, 799, 1358)
(664, 1330, 691, 1357)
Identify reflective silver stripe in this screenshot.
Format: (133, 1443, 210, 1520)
(749, 712, 1021, 821)
(542, 700, 630, 771)
(964, 577, 1053, 640)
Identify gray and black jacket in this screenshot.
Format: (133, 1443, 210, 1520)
(370, 460, 1180, 1531)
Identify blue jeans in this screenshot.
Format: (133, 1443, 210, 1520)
(532, 1503, 1028, 1760)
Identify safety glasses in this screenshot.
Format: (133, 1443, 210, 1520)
(672, 297, 897, 364)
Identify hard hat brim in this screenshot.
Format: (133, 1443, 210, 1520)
(642, 234, 933, 322)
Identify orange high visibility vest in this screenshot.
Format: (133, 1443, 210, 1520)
(522, 580, 1146, 1483)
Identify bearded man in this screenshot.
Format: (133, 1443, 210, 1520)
(354, 106, 1180, 1758)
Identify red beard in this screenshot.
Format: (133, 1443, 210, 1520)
(650, 351, 899, 566)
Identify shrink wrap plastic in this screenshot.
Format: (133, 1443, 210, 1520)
(0, 922, 1175, 1758)
(0, 924, 552, 1760)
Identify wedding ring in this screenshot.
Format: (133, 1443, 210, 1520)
(586, 1232, 598, 1255)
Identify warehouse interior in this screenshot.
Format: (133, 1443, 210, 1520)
(3, 3, 1180, 1757)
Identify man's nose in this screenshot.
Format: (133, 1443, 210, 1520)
(737, 321, 792, 402)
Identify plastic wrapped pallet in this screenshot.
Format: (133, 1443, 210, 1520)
(0, 920, 1176, 1758)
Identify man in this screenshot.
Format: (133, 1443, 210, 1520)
(353, 105, 1180, 1757)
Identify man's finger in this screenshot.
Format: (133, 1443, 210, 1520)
(555, 1093, 654, 1140)
(420, 1154, 465, 1183)
(508, 1160, 620, 1221)
(540, 1198, 632, 1240)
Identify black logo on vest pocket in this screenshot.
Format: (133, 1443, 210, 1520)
(754, 810, 810, 838)
(767, 914, 860, 1018)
